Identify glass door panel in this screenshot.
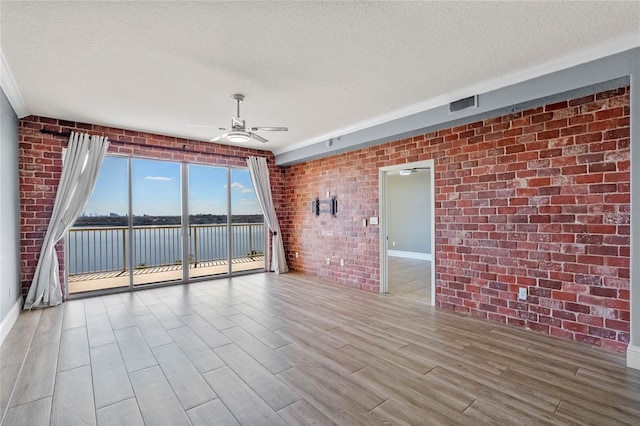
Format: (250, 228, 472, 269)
(132, 159, 183, 286)
(68, 157, 267, 297)
(67, 156, 129, 295)
(230, 168, 265, 274)
(188, 165, 229, 279)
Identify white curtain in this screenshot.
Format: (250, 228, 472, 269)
(246, 156, 289, 274)
(24, 132, 109, 310)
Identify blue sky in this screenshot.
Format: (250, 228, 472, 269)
(82, 157, 261, 216)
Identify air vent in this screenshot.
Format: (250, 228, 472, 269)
(449, 95, 477, 113)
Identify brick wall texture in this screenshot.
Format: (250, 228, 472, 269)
(18, 86, 630, 352)
(18, 117, 283, 297)
(282, 87, 631, 352)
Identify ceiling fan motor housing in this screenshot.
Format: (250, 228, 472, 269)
(210, 94, 288, 143)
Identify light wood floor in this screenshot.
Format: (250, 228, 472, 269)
(2, 272, 639, 425)
(388, 257, 431, 304)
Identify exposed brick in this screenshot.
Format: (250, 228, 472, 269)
(589, 183, 617, 194)
(603, 128, 629, 140)
(587, 326, 617, 339)
(565, 302, 591, 314)
(569, 95, 594, 106)
(553, 310, 576, 321)
(605, 319, 630, 332)
(574, 333, 602, 346)
(20, 86, 630, 355)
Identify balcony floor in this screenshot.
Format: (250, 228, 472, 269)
(68, 257, 265, 294)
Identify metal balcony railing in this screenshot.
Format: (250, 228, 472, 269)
(68, 223, 264, 276)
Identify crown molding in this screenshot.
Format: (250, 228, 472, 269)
(1, 50, 28, 118)
(274, 30, 640, 157)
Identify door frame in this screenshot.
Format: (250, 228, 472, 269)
(379, 159, 435, 305)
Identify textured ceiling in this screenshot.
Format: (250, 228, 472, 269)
(1, 1, 639, 154)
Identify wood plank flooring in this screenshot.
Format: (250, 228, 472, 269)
(388, 257, 431, 304)
(2, 272, 639, 425)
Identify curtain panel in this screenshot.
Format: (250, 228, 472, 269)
(246, 156, 289, 274)
(24, 132, 109, 309)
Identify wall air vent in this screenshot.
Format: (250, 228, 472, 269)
(449, 95, 477, 113)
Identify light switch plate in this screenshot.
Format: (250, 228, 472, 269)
(518, 287, 527, 300)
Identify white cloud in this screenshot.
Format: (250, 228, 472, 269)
(241, 188, 253, 193)
(224, 182, 246, 189)
(145, 176, 172, 181)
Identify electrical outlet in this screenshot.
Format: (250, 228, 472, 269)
(295, 252, 299, 259)
(326, 258, 330, 265)
(518, 287, 527, 300)
(340, 259, 345, 267)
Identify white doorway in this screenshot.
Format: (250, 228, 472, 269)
(379, 160, 435, 305)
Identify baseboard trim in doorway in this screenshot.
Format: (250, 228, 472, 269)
(627, 344, 640, 370)
(388, 250, 432, 261)
(0, 296, 23, 346)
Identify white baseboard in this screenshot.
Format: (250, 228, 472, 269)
(627, 344, 640, 370)
(388, 250, 432, 261)
(0, 296, 23, 346)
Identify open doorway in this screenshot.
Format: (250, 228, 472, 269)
(379, 160, 435, 305)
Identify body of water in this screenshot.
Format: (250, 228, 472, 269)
(68, 223, 265, 275)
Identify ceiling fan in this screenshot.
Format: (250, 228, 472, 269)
(191, 94, 288, 144)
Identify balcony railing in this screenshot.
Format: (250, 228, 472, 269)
(68, 223, 265, 276)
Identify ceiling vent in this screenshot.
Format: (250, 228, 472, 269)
(449, 95, 478, 113)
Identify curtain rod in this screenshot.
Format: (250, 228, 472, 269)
(38, 129, 262, 162)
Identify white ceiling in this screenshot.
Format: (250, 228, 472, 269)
(1, 1, 639, 156)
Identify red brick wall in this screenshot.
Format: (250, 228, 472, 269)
(282, 87, 630, 352)
(18, 116, 285, 297)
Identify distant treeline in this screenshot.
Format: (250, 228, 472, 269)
(74, 214, 264, 227)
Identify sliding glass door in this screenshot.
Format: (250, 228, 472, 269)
(188, 164, 229, 280)
(67, 156, 129, 294)
(67, 156, 264, 296)
(230, 168, 265, 274)
(132, 159, 183, 286)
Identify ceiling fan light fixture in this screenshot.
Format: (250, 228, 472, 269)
(399, 169, 413, 176)
(226, 132, 251, 143)
(198, 94, 287, 144)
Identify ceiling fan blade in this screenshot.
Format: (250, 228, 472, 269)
(249, 126, 288, 132)
(210, 133, 229, 142)
(249, 132, 269, 143)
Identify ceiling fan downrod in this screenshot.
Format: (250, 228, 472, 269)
(232, 94, 244, 118)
